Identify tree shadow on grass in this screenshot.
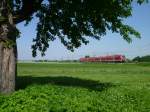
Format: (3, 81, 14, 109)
(16, 76, 114, 92)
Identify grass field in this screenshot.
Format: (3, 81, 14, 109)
(0, 62, 150, 112)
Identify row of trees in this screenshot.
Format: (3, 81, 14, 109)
(132, 55, 150, 62)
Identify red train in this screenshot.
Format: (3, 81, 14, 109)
(79, 55, 126, 62)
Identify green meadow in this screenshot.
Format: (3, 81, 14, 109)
(0, 62, 150, 112)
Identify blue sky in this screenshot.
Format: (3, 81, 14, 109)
(17, 2, 150, 60)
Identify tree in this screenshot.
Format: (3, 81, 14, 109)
(132, 56, 141, 62)
(133, 55, 150, 62)
(0, 0, 148, 94)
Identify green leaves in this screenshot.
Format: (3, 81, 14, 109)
(137, 0, 149, 4)
(29, 0, 147, 56)
(8, 0, 146, 56)
(1, 0, 148, 56)
(119, 24, 141, 43)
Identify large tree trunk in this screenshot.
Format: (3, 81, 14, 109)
(0, 41, 17, 94)
(0, 0, 18, 94)
(0, 23, 17, 94)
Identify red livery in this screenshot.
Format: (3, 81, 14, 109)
(79, 55, 126, 62)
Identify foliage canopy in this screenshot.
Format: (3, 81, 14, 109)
(2, 0, 148, 56)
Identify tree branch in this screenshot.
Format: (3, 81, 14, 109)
(13, 0, 43, 24)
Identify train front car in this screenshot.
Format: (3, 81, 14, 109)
(113, 55, 126, 62)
